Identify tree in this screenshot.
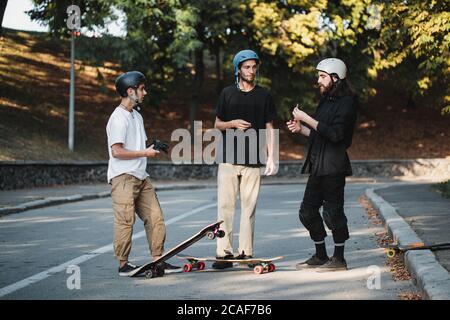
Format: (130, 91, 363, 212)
(372, 0, 450, 113)
(27, 0, 113, 37)
(117, 0, 251, 138)
(113, 0, 177, 107)
(245, 0, 449, 116)
(27, 0, 449, 118)
(245, 0, 372, 113)
(168, 0, 250, 137)
(0, 0, 7, 37)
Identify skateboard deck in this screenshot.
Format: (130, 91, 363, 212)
(381, 242, 450, 258)
(177, 254, 284, 275)
(131, 220, 224, 278)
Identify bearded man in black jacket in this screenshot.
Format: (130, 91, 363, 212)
(287, 58, 357, 271)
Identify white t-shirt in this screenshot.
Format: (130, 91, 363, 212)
(106, 106, 149, 183)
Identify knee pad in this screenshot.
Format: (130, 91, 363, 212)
(322, 202, 347, 231)
(299, 202, 321, 229)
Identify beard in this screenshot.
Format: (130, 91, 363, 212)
(240, 74, 255, 84)
(319, 81, 333, 95)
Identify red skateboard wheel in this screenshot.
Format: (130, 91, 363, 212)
(268, 264, 275, 272)
(183, 264, 193, 272)
(197, 262, 205, 270)
(253, 265, 264, 275)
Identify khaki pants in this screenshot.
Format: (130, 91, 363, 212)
(216, 163, 261, 257)
(111, 174, 166, 261)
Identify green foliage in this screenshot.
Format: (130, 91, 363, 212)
(372, 0, 450, 112)
(76, 33, 125, 66)
(246, 0, 380, 113)
(442, 105, 450, 115)
(112, 0, 178, 105)
(27, 0, 450, 116)
(28, 0, 113, 37)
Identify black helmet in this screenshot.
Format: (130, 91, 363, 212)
(115, 71, 146, 97)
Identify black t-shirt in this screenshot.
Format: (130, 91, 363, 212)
(215, 85, 277, 166)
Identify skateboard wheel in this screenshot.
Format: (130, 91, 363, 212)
(268, 264, 276, 272)
(217, 230, 225, 238)
(197, 262, 205, 270)
(184, 264, 193, 272)
(386, 249, 396, 258)
(206, 231, 216, 240)
(144, 270, 154, 279)
(254, 265, 264, 275)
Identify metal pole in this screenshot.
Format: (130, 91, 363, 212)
(68, 32, 75, 151)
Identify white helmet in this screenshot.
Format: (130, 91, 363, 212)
(316, 58, 347, 80)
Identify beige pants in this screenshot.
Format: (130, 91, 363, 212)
(216, 163, 261, 257)
(111, 174, 166, 261)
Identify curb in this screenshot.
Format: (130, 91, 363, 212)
(365, 187, 450, 300)
(0, 179, 310, 217)
(0, 191, 111, 216)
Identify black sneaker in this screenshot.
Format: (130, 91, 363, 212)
(234, 251, 254, 267)
(234, 251, 253, 260)
(212, 254, 234, 269)
(316, 256, 348, 272)
(295, 254, 329, 270)
(118, 262, 140, 277)
(158, 261, 182, 274)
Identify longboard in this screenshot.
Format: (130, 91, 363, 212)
(131, 220, 225, 278)
(381, 242, 450, 258)
(177, 254, 284, 275)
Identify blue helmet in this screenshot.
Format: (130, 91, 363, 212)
(233, 50, 259, 77)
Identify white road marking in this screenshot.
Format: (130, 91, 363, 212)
(0, 202, 216, 298)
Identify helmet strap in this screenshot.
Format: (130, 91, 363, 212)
(129, 88, 141, 111)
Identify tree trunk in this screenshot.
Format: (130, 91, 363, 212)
(214, 45, 222, 94)
(190, 47, 204, 143)
(406, 91, 416, 109)
(0, 0, 8, 37)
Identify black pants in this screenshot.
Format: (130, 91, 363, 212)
(298, 174, 349, 243)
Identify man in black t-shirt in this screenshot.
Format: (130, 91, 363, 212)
(213, 50, 277, 269)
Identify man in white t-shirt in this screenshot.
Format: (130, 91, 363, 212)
(106, 71, 180, 276)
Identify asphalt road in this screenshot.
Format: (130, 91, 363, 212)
(0, 183, 416, 300)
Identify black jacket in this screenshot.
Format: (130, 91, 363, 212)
(301, 94, 357, 176)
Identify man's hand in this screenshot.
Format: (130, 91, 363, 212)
(292, 105, 318, 131)
(232, 119, 251, 130)
(264, 157, 277, 176)
(144, 144, 160, 158)
(286, 119, 301, 133)
(292, 106, 309, 122)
